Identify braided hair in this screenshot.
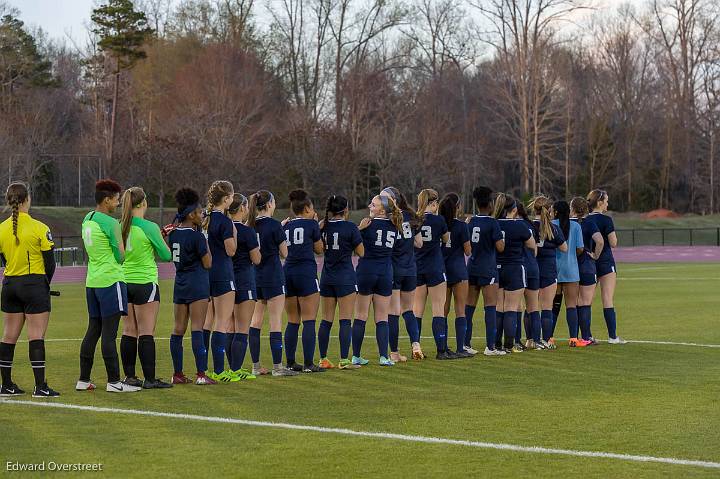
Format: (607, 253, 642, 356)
(203, 180, 234, 230)
(6, 182, 29, 246)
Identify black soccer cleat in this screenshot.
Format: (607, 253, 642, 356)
(123, 376, 143, 388)
(454, 350, 474, 359)
(286, 362, 304, 372)
(302, 364, 326, 373)
(142, 378, 173, 389)
(0, 382, 25, 397)
(32, 383, 60, 398)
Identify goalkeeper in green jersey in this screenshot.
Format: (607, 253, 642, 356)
(77, 180, 140, 393)
(119, 187, 173, 389)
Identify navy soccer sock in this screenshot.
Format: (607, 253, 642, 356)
(503, 311, 516, 349)
(284, 322, 300, 365)
(352, 319, 367, 358)
(495, 311, 505, 349)
(170, 334, 184, 374)
(202, 329, 211, 351)
(455, 316, 466, 352)
(230, 333, 248, 371)
(269, 331, 283, 366)
(484, 306, 497, 349)
(249, 327, 261, 364)
(578, 305, 591, 340)
(603, 307, 617, 339)
(464, 305, 477, 347)
(416, 316, 423, 337)
(431, 316, 446, 353)
(339, 319, 352, 359)
(514, 312, 522, 344)
(318, 320, 333, 358)
(191, 330, 207, 372)
(376, 321, 389, 358)
(402, 311, 420, 343)
(210, 331, 226, 374)
(541, 310, 553, 342)
(301, 320, 316, 366)
(566, 307, 579, 339)
(225, 332, 233, 365)
(530, 311, 541, 343)
(388, 314, 400, 352)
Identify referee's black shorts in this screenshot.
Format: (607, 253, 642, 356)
(1, 274, 51, 314)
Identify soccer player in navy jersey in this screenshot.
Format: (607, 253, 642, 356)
(516, 202, 539, 350)
(318, 195, 364, 370)
(228, 194, 261, 378)
(247, 190, 298, 377)
(530, 196, 567, 349)
(413, 189, 457, 360)
(203, 181, 239, 382)
(282, 190, 325, 373)
(439, 193, 472, 357)
(585, 190, 626, 344)
(494, 194, 537, 353)
(465, 187, 506, 356)
(571, 197, 604, 344)
(380, 186, 424, 361)
(167, 188, 215, 385)
(353, 195, 403, 366)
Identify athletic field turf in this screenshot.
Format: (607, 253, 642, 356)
(2, 263, 719, 477)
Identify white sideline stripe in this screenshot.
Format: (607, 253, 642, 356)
(2, 400, 719, 470)
(25, 337, 720, 348)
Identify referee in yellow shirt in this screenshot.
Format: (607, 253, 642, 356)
(0, 182, 59, 397)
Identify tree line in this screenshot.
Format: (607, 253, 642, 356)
(1, 0, 720, 213)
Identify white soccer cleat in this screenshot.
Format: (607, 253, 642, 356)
(75, 380, 96, 391)
(608, 336, 627, 345)
(463, 346, 479, 355)
(106, 381, 141, 393)
(484, 347, 506, 356)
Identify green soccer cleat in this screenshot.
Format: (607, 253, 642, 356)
(231, 368, 257, 380)
(351, 356, 369, 366)
(338, 359, 361, 370)
(221, 370, 242, 382)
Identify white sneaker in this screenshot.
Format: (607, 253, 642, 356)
(463, 346, 479, 355)
(75, 380, 96, 391)
(608, 336, 627, 345)
(484, 347, 506, 356)
(106, 381, 141, 393)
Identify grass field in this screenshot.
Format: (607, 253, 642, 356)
(2, 263, 720, 477)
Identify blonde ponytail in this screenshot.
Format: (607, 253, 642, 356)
(530, 195, 554, 242)
(416, 188, 439, 217)
(121, 187, 146, 245)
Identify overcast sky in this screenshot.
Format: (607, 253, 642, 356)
(9, 0, 641, 46)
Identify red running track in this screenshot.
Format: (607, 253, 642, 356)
(5, 246, 719, 284)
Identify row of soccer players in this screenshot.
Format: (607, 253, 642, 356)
(161, 182, 624, 386)
(0, 179, 623, 396)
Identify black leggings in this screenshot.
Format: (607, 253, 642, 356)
(79, 314, 121, 383)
